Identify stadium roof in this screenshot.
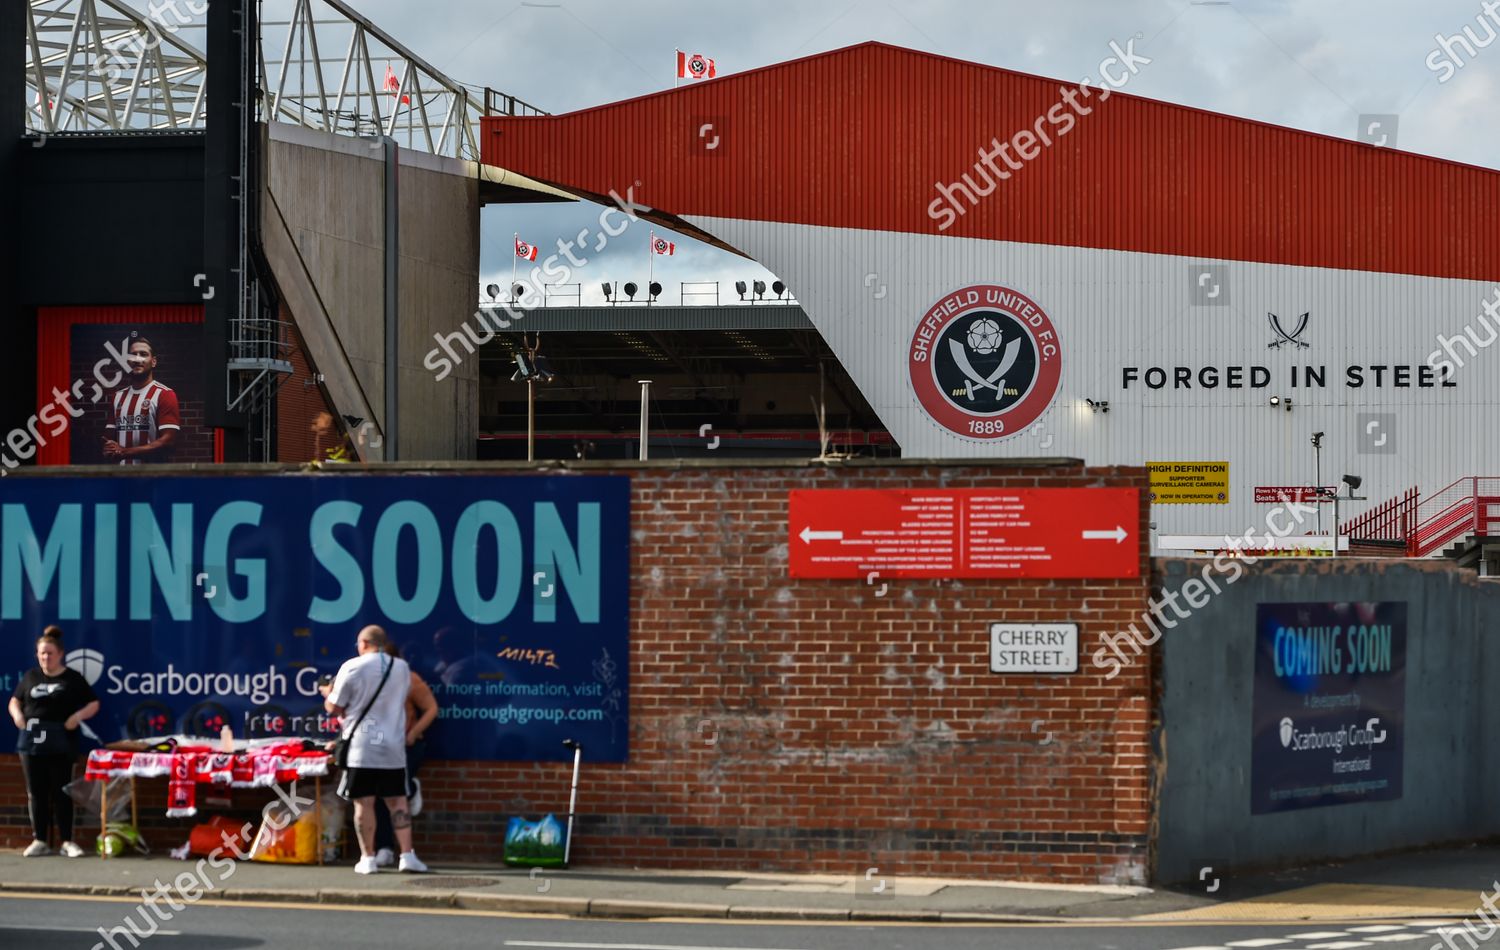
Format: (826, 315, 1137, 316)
(483, 41, 1500, 283)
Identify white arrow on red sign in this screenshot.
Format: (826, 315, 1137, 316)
(1081, 526, 1128, 543)
(798, 526, 844, 543)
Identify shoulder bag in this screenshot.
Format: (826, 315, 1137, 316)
(330, 656, 393, 770)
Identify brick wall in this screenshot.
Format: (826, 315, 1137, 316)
(276, 316, 341, 463)
(0, 461, 1155, 884)
(1346, 539, 1408, 558)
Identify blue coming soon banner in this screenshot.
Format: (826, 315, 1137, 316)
(0, 475, 630, 762)
(1250, 601, 1405, 813)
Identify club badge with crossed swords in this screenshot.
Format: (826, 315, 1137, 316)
(1267, 312, 1310, 349)
(949, 336, 1021, 401)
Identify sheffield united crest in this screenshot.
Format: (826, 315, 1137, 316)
(907, 284, 1062, 440)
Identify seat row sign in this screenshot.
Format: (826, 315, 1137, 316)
(787, 488, 1140, 579)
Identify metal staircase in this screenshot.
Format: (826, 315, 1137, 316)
(1347, 477, 1500, 569)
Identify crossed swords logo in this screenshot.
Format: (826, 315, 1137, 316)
(1268, 311, 1310, 349)
(949, 336, 1021, 401)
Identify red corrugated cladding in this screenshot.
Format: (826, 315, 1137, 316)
(482, 42, 1500, 283)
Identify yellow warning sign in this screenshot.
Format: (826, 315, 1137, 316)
(1148, 461, 1229, 505)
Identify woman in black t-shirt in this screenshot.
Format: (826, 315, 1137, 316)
(7, 626, 99, 857)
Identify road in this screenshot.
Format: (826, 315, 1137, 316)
(0, 895, 1488, 950)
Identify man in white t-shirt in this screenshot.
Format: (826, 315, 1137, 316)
(324, 625, 428, 874)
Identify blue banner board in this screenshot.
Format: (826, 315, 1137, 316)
(0, 475, 630, 762)
(1251, 601, 1405, 813)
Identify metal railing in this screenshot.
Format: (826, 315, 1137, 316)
(1407, 477, 1500, 557)
(260, 0, 545, 159)
(487, 281, 795, 308)
(23, 0, 545, 158)
(1344, 486, 1417, 543)
(680, 281, 720, 306)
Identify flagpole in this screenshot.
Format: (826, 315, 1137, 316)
(512, 233, 519, 303)
(647, 232, 655, 308)
(674, 50, 679, 89)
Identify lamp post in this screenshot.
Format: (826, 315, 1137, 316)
(1311, 432, 1325, 536)
(638, 380, 652, 461)
(1331, 474, 1366, 559)
(526, 379, 535, 462)
(511, 333, 554, 462)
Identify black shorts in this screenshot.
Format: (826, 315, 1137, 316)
(338, 767, 408, 800)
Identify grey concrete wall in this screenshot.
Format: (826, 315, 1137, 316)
(1155, 557, 1500, 883)
(263, 123, 478, 460)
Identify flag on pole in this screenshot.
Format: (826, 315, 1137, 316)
(384, 64, 411, 105)
(651, 233, 676, 256)
(515, 237, 539, 261)
(677, 51, 716, 80)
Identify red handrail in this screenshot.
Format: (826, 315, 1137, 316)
(1352, 477, 1500, 558)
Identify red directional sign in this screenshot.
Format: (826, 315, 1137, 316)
(1254, 486, 1335, 504)
(788, 488, 1140, 579)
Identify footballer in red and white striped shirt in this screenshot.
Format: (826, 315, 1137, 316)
(103, 337, 181, 465)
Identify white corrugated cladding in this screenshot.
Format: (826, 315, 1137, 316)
(689, 214, 1498, 540)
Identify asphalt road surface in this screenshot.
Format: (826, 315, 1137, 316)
(0, 895, 1486, 950)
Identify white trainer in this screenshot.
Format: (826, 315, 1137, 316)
(408, 779, 423, 817)
(22, 840, 49, 857)
(353, 855, 380, 875)
(398, 851, 429, 873)
(373, 847, 395, 868)
(59, 841, 85, 858)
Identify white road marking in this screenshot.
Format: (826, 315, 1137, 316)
(1364, 935, 1427, 943)
(1304, 943, 1372, 949)
(504, 943, 813, 950)
(1288, 935, 1350, 941)
(0, 924, 182, 935)
(1161, 945, 1229, 950)
(1347, 926, 1408, 933)
(1227, 940, 1295, 947)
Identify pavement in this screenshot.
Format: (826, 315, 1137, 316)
(0, 844, 1489, 924)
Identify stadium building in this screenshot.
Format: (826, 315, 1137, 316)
(480, 42, 1500, 558)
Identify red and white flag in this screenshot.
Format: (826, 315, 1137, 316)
(515, 237, 539, 261)
(651, 233, 676, 256)
(677, 51, 716, 81)
(384, 64, 410, 105)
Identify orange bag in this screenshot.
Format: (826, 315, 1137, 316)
(188, 816, 251, 857)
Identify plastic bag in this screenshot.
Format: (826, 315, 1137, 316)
(248, 786, 345, 865)
(97, 823, 149, 857)
(63, 776, 133, 827)
(316, 788, 345, 863)
(188, 816, 252, 857)
(503, 813, 566, 867)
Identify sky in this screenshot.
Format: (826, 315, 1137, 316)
(282, 0, 1500, 303)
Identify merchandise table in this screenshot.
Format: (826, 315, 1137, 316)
(84, 739, 332, 862)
